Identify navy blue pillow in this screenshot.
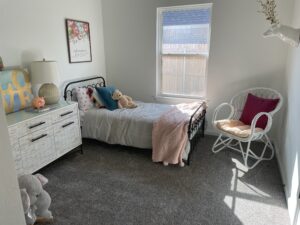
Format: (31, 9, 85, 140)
(95, 86, 118, 111)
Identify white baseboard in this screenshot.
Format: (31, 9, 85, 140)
(272, 140, 288, 200)
(205, 128, 218, 136)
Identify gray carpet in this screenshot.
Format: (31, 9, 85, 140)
(40, 136, 290, 225)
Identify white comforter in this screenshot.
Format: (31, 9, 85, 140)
(81, 102, 172, 149)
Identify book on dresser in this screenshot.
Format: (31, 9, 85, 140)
(6, 101, 82, 175)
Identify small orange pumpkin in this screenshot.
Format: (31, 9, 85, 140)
(32, 97, 46, 109)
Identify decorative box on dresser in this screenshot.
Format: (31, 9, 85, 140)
(6, 101, 82, 175)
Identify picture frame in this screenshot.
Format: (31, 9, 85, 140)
(65, 19, 92, 63)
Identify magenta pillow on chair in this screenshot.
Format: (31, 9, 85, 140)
(239, 93, 279, 129)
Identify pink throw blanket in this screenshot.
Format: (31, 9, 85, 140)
(152, 102, 206, 165)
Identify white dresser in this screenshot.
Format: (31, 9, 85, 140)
(6, 101, 82, 175)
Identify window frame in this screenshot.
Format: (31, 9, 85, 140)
(156, 3, 213, 100)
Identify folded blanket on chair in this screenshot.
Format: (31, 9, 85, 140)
(152, 102, 204, 165)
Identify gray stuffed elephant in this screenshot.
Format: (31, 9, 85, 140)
(35, 188, 52, 218)
(18, 174, 53, 224)
(20, 189, 36, 225)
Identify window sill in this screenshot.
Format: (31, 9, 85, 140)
(154, 95, 205, 104)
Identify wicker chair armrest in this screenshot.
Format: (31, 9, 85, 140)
(212, 103, 235, 123)
(250, 112, 273, 137)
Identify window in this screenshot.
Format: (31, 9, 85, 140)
(156, 4, 212, 99)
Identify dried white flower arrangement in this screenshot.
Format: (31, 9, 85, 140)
(257, 0, 279, 25)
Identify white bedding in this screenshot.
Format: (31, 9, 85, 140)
(81, 102, 171, 148)
(81, 101, 190, 159)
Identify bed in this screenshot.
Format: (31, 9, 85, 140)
(64, 76, 206, 165)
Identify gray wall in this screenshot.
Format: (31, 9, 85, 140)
(101, 0, 292, 135)
(102, 0, 297, 221)
(279, 0, 300, 223)
(0, 0, 106, 86)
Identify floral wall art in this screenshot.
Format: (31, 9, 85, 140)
(66, 19, 92, 63)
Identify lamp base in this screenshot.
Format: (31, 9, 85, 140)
(38, 83, 60, 105)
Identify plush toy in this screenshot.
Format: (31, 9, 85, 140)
(18, 174, 53, 224)
(32, 97, 45, 109)
(112, 89, 137, 109)
(20, 189, 37, 225)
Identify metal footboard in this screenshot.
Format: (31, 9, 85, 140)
(186, 103, 206, 165)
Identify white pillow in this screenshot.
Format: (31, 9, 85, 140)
(92, 88, 105, 108)
(75, 87, 94, 111)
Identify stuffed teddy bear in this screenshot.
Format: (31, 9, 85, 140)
(18, 174, 53, 224)
(112, 89, 137, 109)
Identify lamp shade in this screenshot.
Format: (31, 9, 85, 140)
(30, 60, 60, 85)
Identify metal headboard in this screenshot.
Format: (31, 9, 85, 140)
(63, 76, 106, 101)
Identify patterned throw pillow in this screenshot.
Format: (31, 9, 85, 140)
(0, 69, 33, 114)
(75, 87, 94, 111)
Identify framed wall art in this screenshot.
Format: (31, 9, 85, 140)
(66, 19, 92, 63)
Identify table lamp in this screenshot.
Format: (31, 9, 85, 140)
(30, 59, 60, 105)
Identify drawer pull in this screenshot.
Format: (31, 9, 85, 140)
(62, 121, 75, 128)
(29, 122, 46, 129)
(60, 111, 73, 117)
(31, 134, 48, 142)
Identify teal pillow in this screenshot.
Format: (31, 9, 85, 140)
(95, 86, 118, 110)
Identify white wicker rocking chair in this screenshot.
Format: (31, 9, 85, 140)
(211, 88, 283, 170)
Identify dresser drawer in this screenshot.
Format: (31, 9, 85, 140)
(6, 101, 82, 175)
(53, 116, 79, 132)
(11, 143, 23, 174)
(19, 127, 55, 174)
(8, 125, 19, 145)
(52, 103, 78, 124)
(18, 114, 52, 138)
(54, 116, 81, 157)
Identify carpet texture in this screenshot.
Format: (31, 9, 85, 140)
(40, 136, 290, 225)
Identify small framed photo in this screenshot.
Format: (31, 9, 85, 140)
(66, 19, 92, 63)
